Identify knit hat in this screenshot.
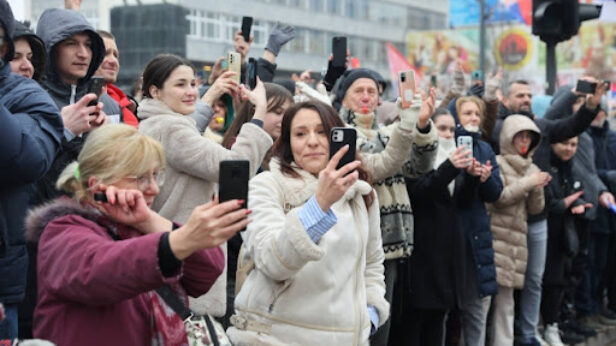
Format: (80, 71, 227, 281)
(334, 68, 379, 109)
(0, 0, 15, 62)
(12, 21, 46, 81)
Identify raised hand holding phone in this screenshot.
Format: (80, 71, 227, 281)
(316, 144, 361, 212)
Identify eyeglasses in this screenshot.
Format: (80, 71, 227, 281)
(124, 170, 165, 190)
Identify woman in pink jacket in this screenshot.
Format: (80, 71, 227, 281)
(28, 124, 248, 346)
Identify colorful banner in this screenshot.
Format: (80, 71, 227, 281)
(449, 0, 531, 28)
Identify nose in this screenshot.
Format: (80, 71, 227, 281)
(77, 44, 89, 58)
(307, 131, 319, 146)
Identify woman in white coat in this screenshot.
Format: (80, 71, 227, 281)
(228, 99, 434, 345)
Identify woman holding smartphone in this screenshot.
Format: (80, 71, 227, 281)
(227, 100, 434, 344)
(29, 124, 248, 345)
(138, 54, 273, 318)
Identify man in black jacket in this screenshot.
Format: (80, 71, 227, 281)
(489, 79, 607, 345)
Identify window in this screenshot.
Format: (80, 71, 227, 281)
(326, 0, 341, 15)
(309, 0, 324, 12)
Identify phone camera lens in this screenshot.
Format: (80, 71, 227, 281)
(400, 75, 406, 82)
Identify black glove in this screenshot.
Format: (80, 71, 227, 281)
(322, 59, 346, 92)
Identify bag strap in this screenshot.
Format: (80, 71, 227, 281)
(155, 285, 192, 320)
(203, 315, 221, 346)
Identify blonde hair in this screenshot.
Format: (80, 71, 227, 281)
(455, 96, 486, 119)
(57, 124, 165, 201)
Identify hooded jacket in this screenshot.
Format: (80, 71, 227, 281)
(0, 61, 63, 304)
(32, 8, 105, 204)
(12, 21, 46, 82)
(489, 100, 598, 222)
(27, 198, 224, 346)
(228, 160, 388, 345)
(487, 115, 545, 289)
(587, 121, 616, 234)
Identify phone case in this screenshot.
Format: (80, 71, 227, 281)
(227, 51, 242, 84)
(329, 127, 356, 170)
(398, 70, 416, 109)
(241, 16, 253, 42)
(246, 57, 258, 90)
(86, 77, 105, 106)
(457, 136, 473, 166)
(219, 160, 249, 207)
(332, 37, 347, 68)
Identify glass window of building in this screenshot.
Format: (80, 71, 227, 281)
(326, 0, 341, 16)
(309, 0, 324, 12)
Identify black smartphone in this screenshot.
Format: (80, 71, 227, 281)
(86, 76, 105, 106)
(246, 57, 258, 90)
(332, 36, 347, 68)
(430, 75, 437, 88)
(329, 127, 356, 170)
(93, 192, 108, 203)
(219, 160, 250, 208)
(241, 16, 253, 43)
(576, 80, 597, 94)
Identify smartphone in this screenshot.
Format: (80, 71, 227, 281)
(241, 16, 253, 43)
(226, 51, 241, 84)
(430, 75, 437, 88)
(576, 80, 597, 94)
(398, 70, 416, 109)
(329, 127, 356, 170)
(93, 192, 108, 203)
(86, 76, 105, 106)
(246, 57, 258, 90)
(457, 136, 473, 166)
(471, 70, 483, 82)
(332, 36, 347, 68)
(219, 160, 249, 208)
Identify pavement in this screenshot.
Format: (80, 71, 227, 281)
(575, 325, 616, 346)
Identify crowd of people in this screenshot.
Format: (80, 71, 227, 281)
(1, 1, 615, 345)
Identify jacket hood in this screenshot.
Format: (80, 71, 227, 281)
(499, 114, 542, 156)
(36, 8, 104, 87)
(0, 0, 15, 62)
(12, 20, 46, 81)
(25, 198, 100, 243)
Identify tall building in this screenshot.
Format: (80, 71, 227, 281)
(28, 0, 449, 88)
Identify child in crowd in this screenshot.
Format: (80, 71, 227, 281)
(486, 115, 548, 345)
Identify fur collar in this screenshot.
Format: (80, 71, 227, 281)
(25, 198, 102, 242)
(267, 159, 372, 209)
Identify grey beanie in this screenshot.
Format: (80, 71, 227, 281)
(334, 68, 379, 109)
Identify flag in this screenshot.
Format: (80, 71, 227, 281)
(386, 42, 420, 96)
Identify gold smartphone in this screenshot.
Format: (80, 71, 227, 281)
(226, 51, 241, 84)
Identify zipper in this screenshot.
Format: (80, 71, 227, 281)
(70, 84, 77, 104)
(268, 279, 292, 313)
(352, 200, 365, 346)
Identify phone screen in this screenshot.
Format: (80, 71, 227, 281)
(576, 80, 597, 94)
(246, 58, 258, 90)
(332, 37, 347, 68)
(219, 160, 249, 206)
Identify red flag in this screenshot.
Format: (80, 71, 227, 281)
(386, 42, 421, 95)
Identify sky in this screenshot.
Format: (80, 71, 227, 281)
(7, 0, 25, 21)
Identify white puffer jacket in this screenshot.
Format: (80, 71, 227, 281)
(228, 160, 389, 346)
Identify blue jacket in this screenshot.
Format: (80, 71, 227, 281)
(0, 62, 63, 303)
(455, 126, 503, 297)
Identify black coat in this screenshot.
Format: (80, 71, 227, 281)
(544, 152, 586, 285)
(406, 160, 479, 309)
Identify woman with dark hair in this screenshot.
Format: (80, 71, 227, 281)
(10, 21, 45, 81)
(222, 82, 293, 148)
(227, 100, 431, 345)
(138, 54, 273, 319)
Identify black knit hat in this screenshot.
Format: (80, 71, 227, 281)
(0, 0, 15, 62)
(12, 21, 46, 81)
(334, 68, 379, 108)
